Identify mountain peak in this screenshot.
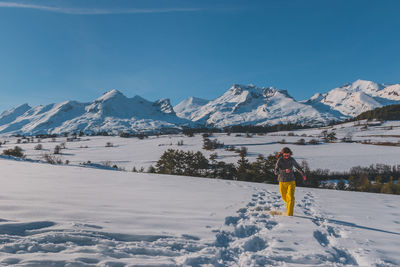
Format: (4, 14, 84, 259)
(17, 103, 32, 110)
(346, 80, 381, 93)
(98, 89, 126, 102)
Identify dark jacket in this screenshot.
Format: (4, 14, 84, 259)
(274, 157, 305, 182)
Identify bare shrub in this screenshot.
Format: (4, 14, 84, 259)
(43, 153, 63, 164)
(105, 142, 113, 147)
(54, 145, 61, 154)
(34, 144, 43, 150)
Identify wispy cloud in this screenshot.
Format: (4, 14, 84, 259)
(0, 1, 204, 15)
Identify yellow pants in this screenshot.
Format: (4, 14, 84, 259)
(279, 181, 296, 216)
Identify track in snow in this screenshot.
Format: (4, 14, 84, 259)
(0, 188, 395, 266)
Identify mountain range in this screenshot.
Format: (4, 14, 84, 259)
(0, 79, 399, 135)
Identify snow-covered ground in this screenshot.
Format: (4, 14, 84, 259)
(1, 120, 399, 173)
(0, 158, 399, 266)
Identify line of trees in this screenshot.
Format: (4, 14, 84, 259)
(356, 104, 400, 121)
(151, 149, 400, 195)
(152, 148, 277, 183)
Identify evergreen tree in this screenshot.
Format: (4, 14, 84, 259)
(236, 150, 251, 181)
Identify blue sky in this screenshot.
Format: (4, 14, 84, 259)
(0, 0, 399, 111)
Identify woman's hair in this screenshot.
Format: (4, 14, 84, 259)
(276, 147, 293, 159)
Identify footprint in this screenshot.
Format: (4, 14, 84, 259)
(234, 224, 259, 238)
(237, 208, 247, 214)
(215, 231, 232, 247)
(243, 236, 267, 252)
(327, 226, 341, 238)
(331, 247, 358, 265)
(247, 202, 256, 207)
(313, 230, 329, 247)
(225, 216, 241, 226)
(264, 220, 278, 230)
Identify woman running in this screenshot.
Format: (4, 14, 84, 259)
(274, 147, 306, 216)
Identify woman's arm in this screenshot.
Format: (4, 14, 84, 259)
(292, 158, 305, 176)
(274, 158, 281, 175)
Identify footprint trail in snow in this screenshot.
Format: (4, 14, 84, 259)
(0, 188, 397, 266)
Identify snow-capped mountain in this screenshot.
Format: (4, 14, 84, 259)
(2, 80, 400, 135)
(0, 103, 31, 126)
(185, 84, 340, 127)
(0, 90, 191, 135)
(305, 80, 400, 117)
(174, 97, 209, 120)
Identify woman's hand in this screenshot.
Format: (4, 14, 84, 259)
(285, 169, 290, 173)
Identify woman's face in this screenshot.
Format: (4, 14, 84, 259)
(283, 153, 290, 159)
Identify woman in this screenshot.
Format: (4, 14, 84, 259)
(274, 147, 306, 216)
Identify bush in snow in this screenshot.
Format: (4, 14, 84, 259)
(43, 153, 62, 164)
(34, 144, 43, 150)
(105, 142, 113, 147)
(203, 137, 224, 150)
(295, 139, 306, 145)
(326, 132, 337, 142)
(54, 145, 61, 154)
(136, 133, 148, 140)
(341, 132, 353, 143)
(308, 139, 319, 145)
(2, 146, 24, 158)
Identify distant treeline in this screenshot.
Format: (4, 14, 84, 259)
(149, 149, 400, 195)
(182, 123, 315, 136)
(225, 123, 313, 133)
(355, 104, 400, 121)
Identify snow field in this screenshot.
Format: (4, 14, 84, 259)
(1, 120, 400, 173)
(0, 159, 399, 266)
